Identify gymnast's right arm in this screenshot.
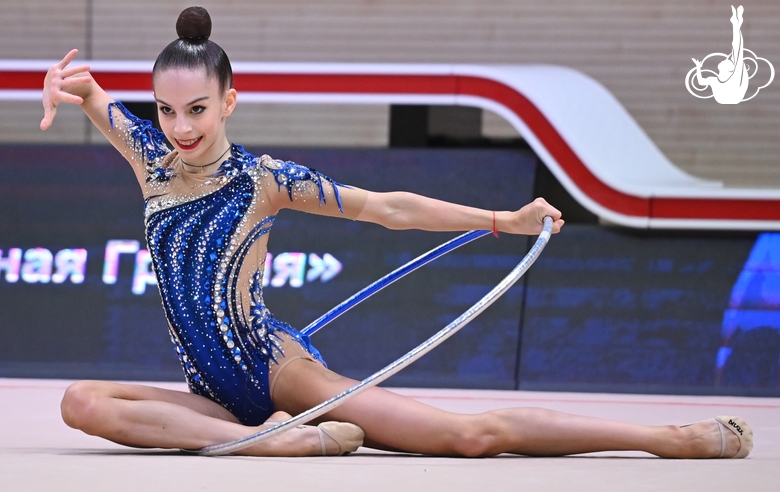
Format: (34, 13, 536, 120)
(40, 49, 157, 183)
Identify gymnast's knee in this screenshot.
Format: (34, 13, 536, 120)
(447, 416, 498, 458)
(61, 380, 106, 432)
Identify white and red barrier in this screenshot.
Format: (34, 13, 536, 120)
(3, 61, 778, 230)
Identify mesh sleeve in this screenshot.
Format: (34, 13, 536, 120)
(108, 102, 174, 183)
(259, 154, 346, 212)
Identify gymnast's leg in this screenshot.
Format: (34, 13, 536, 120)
(272, 360, 741, 458)
(60, 380, 343, 456)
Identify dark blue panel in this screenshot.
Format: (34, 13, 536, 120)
(0, 145, 536, 389)
(517, 226, 780, 396)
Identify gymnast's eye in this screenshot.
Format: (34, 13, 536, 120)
(158, 106, 173, 115)
(191, 105, 206, 115)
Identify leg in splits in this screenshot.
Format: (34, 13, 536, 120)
(272, 358, 744, 458)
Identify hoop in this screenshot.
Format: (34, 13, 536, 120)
(197, 216, 554, 456)
(302, 229, 491, 336)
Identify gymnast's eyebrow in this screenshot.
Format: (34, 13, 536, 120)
(154, 96, 210, 106)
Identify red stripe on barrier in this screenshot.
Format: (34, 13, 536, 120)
(0, 70, 153, 91)
(91, 72, 153, 91)
(652, 197, 780, 221)
(233, 73, 457, 94)
(0, 71, 44, 89)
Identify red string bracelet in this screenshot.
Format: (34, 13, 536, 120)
(492, 211, 499, 238)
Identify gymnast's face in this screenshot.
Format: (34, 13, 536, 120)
(153, 68, 237, 164)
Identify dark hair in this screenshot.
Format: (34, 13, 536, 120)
(153, 6, 233, 92)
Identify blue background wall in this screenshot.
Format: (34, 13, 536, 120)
(0, 145, 777, 396)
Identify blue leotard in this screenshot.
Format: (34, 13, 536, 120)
(109, 102, 345, 425)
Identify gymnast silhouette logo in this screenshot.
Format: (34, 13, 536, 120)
(685, 5, 774, 104)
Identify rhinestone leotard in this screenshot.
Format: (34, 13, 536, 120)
(108, 102, 345, 425)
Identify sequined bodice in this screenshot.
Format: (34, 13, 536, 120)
(145, 170, 273, 395)
(108, 102, 341, 420)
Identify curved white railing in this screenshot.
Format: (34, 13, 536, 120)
(3, 61, 778, 230)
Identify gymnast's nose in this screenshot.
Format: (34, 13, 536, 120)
(174, 114, 192, 134)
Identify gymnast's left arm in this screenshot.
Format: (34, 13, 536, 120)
(260, 157, 563, 235)
(355, 191, 564, 236)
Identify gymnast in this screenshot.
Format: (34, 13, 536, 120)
(42, 7, 751, 458)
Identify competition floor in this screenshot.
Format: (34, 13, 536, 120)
(1, 378, 777, 491)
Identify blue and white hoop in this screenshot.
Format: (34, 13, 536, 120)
(197, 216, 554, 456)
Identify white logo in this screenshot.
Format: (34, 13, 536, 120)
(685, 5, 774, 104)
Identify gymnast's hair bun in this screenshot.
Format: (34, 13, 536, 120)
(176, 6, 212, 41)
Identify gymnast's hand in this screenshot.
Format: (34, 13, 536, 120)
(40, 49, 93, 131)
(503, 197, 564, 235)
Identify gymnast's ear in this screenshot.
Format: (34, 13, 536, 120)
(222, 88, 237, 118)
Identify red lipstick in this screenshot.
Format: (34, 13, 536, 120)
(176, 137, 202, 151)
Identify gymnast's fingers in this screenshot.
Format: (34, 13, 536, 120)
(507, 198, 563, 235)
(40, 105, 56, 131)
(41, 54, 89, 130)
(40, 77, 57, 131)
(58, 92, 85, 105)
(60, 64, 91, 79)
(58, 49, 80, 69)
(60, 75, 93, 89)
(532, 197, 562, 221)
